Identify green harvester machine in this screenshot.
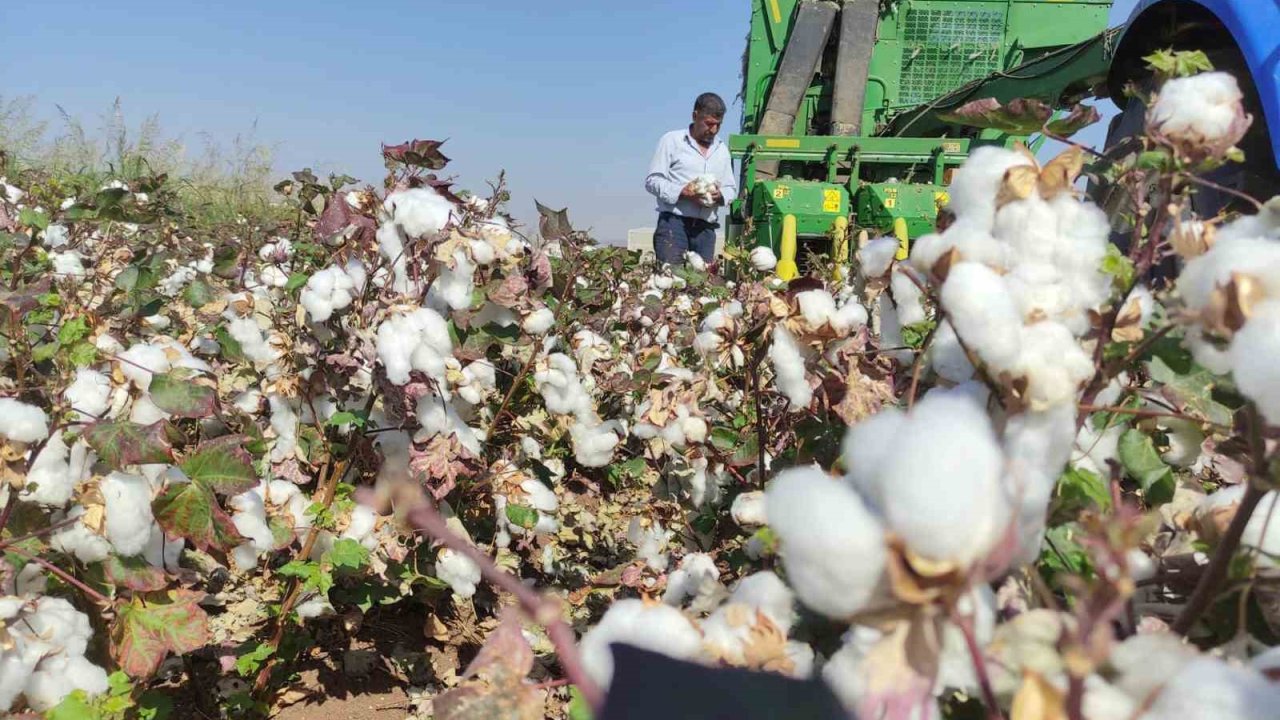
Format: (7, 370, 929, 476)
(730, 0, 1119, 279)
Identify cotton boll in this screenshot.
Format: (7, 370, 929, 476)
(859, 236, 899, 278)
(1014, 321, 1094, 411)
(522, 307, 555, 336)
(1178, 236, 1280, 316)
(569, 419, 621, 468)
(832, 301, 868, 334)
(947, 146, 1036, 228)
(50, 507, 112, 563)
(300, 265, 358, 322)
(295, 594, 335, 619)
(24, 654, 110, 712)
(436, 548, 481, 598)
(0, 398, 50, 444)
(42, 223, 68, 248)
(375, 223, 412, 294)
(415, 393, 483, 456)
(376, 307, 454, 386)
(129, 393, 171, 425)
(1160, 417, 1206, 468)
(1073, 421, 1123, 477)
(579, 599, 704, 689)
(1108, 633, 1199, 704)
(1241, 492, 1280, 564)
(929, 321, 975, 383)
(766, 467, 886, 618)
(684, 251, 708, 271)
(101, 472, 155, 557)
(1147, 72, 1250, 161)
(223, 316, 279, 366)
(730, 571, 796, 633)
(821, 625, 885, 714)
(941, 262, 1023, 372)
(796, 290, 837, 329)
(64, 368, 112, 422)
(768, 325, 811, 407)
(341, 505, 379, 549)
(996, 196, 1061, 268)
(426, 252, 476, 312)
(750, 246, 777, 272)
(730, 490, 768, 528)
(385, 186, 454, 238)
(268, 394, 299, 463)
(22, 433, 74, 507)
(1140, 656, 1280, 720)
(875, 393, 1010, 568)
(663, 553, 720, 607)
(116, 343, 171, 391)
(1230, 305, 1280, 425)
(49, 250, 86, 279)
(627, 518, 673, 572)
(891, 267, 927, 326)
(878, 294, 913, 364)
(142, 524, 183, 572)
(24, 597, 94, 657)
(841, 407, 906, 510)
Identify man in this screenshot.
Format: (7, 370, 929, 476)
(644, 92, 738, 266)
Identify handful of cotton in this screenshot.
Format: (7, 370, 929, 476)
(690, 174, 720, 208)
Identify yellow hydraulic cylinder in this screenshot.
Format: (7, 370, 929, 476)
(892, 217, 910, 260)
(831, 215, 849, 281)
(777, 214, 799, 281)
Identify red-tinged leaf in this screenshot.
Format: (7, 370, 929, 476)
(433, 681, 543, 720)
(528, 251, 553, 293)
(179, 435, 257, 495)
(152, 482, 242, 552)
(84, 420, 177, 470)
(382, 139, 450, 170)
(148, 369, 217, 418)
(1046, 103, 1102, 137)
(110, 590, 210, 678)
(102, 554, 169, 592)
(488, 274, 530, 309)
(315, 194, 376, 245)
(534, 200, 573, 242)
(0, 278, 51, 323)
(463, 609, 534, 680)
(937, 97, 1053, 135)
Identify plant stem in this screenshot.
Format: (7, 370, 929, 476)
(403, 495, 604, 711)
(5, 546, 110, 605)
(955, 610, 1004, 720)
(1171, 481, 1265, 635)
(1076, 403, 1231, 431)
(906, 321, 938, 411)
(0, 516, 80, 550)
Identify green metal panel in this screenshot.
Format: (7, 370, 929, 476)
(855, 182, 948, 238)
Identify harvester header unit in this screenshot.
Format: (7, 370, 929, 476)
(730, 0, 1117, 278)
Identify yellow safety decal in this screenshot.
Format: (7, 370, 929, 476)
(883, 197, 896, 209)
(942, 141, 962, 153)
(934, 191, 950, 207)
(765, 138, 801, 148)
(822, 189, 841, 213)
(769, 0, 783, 24)
(773, 185, 791, 199)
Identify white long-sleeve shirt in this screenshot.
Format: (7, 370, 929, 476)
(644, 128, 738, 223)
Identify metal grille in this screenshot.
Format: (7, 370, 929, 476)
(899, 8, 1004, 106)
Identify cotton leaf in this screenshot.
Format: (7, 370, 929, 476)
(102, 554, 169, 592)
(83, 420, 177, 470)
(382, 139, 450, 170)
(938, 97, 1053, 134)
(149, 369, 218, 418)
(110, 590, 211, 678)
(152, 482, 242, 552)
(179, 435, 257, 495)
(1117, 429, 1176, 506)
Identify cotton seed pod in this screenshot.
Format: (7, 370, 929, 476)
(1203, 272, 1265, 336)
(1169, 216, 1215, 259)
(1146, 72, 1252, 162)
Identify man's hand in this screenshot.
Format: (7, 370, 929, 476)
(680, 181, 701, 200)
(709, 187, 724, 206)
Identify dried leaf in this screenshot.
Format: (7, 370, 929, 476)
(382, 139, 450, 170)
(110, 590, 210, 678)
(997, 165, 1040, 208)
(1038, 147, 1083, 199)
(1011, 671, 1067, 720)
(856, 615, 943, 720)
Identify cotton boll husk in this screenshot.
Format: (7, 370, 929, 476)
(662, 553, 720, 607)
(875, 393, 1010, 568)
(436, 548, 481, 598)
(730, 491, 767, 527)
(769, 325, 812, 407)
(64, 368, 112, 422)
(891, 267, 927, 325)
(929, 321, 975, 383)
(578, 599, 704, 689)
(947, 146, 1037, 228)
(840, 407, 906, 511)
(1229, 304, 1280, 425)
(23, 654, 110, 712)
(50, 506, 112, 563)
(0, 399, 50, 444)
(385, 186, 454, 238)
(859, 236, 899, 278)
(1139, 655, 1280, 720)
(941, 262, 1023, 372)
(765, 467, 886, 618)
(522, 307, 555, 336)
(1014, 321, 1094, 410)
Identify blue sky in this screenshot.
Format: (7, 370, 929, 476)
(2, 0, 1136, 243)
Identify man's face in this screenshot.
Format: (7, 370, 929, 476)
(691, 112, 722, 145)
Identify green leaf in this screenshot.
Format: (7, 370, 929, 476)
(1144, 48, 1214, 79)
(325, 538, 370, 571)
(84, 420, 176, 470)
(68, 341, 98, 367)
(19, 207, 49, 230)
(568, 687, 595, 720)
(183, 279, 216, 307)
(709, 427, 738, 452)
(937, 97, 1053, 134)
(57, 315, 91, 345)
(328, 411, 366, 428)
(1101, 245, 1136, 290)
(1050, 467, 1112, 525)
(1148, 354, 1234, 426)
(1039, 523, 1094, 586)
(901, 320, 937, 350)
(152, 482, 242, 552)
(279, 559, 333, 595)
(110, 590, 210, 678)
(103, 554, 169, 592)
(234, 643, 275, 677)
(605, 457, 647, 488)
(214, 324, 246, 363)
(729, 432, 761, 468)
(46, 692, 96, 720)
(32, 340, 60, 363)
(137, 690, 174, 720)
(1118, 429, 1176, 506)
(149, 370, 218, 418)
(179, 435, 257, 495)
(333, 582, 401, 613)
(505, 503, 539, 530)
(115, 265, 141, 292)
(285, 272, 309, 292)
(268, 516, 296, 550)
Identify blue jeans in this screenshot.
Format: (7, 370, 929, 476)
(653, 212, 717, 265)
